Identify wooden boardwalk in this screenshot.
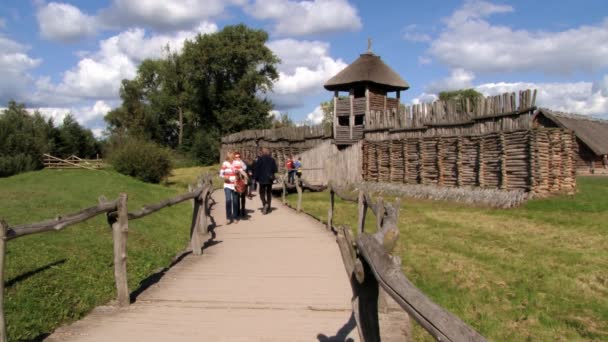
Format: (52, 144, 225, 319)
(47, 191, 359, 341)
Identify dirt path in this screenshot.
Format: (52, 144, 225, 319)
(47, 190, 359, 341)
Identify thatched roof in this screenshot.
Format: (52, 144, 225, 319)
(324, 52, 409, 91)
(536, 108, 608, 155)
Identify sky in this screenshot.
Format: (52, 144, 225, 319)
(1, 0, 607, 137)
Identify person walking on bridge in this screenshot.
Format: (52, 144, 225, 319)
(220, 151, 239, 224)
(254, 148, 277, 214)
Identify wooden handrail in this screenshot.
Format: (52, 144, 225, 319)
(329, 183, 487, 342)
(358, 234, 486, 342)
(7, 200, 119, 241)
(0, 175, 215, 341)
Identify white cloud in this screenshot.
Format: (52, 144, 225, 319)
(268, 110, 281, 120)
(268, 39, 346, 108)
(418, 67, 608, 116)
(429, 0, 608, 74)
(402, 24, 432, 43)
(410, 93, 438, 105)
(247, 0, 362, 36)
(101, 0, 242, 31)
(426, 68, 475, 94)
(418, 56, 432, 65)
(36, 2, 97, 42)
(0, 36, 41, 104)
(28, 100, 113, 126)
(475, 78, 608, 115)
(33, 22, 217, 106)
(305, 105, 324, 124)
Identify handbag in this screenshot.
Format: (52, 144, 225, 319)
(235, 171, 248, 193)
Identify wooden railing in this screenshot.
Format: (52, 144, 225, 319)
(278, 173, 326, 212)
(43, 154, 105, 170)
(0, 175, 215, 342)
(327, 183, 487, 342)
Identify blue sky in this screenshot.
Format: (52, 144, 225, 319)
(1, 0, 607, 136)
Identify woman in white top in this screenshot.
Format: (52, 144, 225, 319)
(219, 151, 239, 224)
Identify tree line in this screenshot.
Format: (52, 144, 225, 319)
(0, 101, 100, 177)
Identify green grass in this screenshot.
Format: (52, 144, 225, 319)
(166, 165, 222, 191)
(286, 177, 608, 341)
(0, 169, 194, 341)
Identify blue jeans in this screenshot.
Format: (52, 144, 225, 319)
(224, 187, 239, 220)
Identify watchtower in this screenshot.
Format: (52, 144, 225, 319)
(324, 43, 409, 145)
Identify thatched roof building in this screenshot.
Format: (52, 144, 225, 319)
(534, 108, 608, 173)
(324, 52, 409, 91)
(324, 49, 409, 146)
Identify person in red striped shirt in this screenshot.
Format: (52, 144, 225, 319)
(220, 151, 239, 224)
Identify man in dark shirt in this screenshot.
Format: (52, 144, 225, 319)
(253, 148, 277, 214)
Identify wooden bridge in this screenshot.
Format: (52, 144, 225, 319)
(45, 191, 363, 341)
(0, 175, 486, 341)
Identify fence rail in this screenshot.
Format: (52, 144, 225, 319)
(0, 175, 215, 342)
(43, 154, 105, 170)
(326, 183, 487, 342)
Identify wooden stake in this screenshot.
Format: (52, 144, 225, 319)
(190, 190, 204, 256)
(112, 193, 129, 307)
(327, 188, 335, 230)
(375, 197, 384, 232)
(296, 175, 303, 212)
(357, 190, 367, 234)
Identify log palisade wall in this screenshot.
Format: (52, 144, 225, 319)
(221, 90, 578, 197)
(362, 128, 577, 196)
(220, 125, 331, 173)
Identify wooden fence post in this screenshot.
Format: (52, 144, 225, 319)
(357, 190, 367, 234)
(375, 197, 384, 232)
(295, 175, 303, 212)
(112, 193, 129, 307)
(0, 220, 7, 342)
(327, 187, 334, 230)
(282, 175, 287, 205)
(190, 186, 205, 256)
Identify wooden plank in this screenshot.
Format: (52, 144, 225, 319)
(357, 234, 487, 342)
(112, 193, 129, 307)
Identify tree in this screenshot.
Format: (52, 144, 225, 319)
(56, 114, 99, 158)
(320, 100, 334, 129)
(438, 88, 483, 112)
(271, 112, 294, 129)
(105, 24, 280, 164)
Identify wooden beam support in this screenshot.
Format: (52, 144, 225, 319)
(112, 193, 129, 307)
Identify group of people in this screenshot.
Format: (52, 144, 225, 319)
(220, 148, 278, 224)
(285, 155, 302, 184)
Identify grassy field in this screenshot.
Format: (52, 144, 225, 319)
(166, 165, 222, 190)
(286, 177, 608, 341)
(0, 169, 196, 341)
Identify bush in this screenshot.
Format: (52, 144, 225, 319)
(108, 139, 172, 183)
(0, 154, 40, 177)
